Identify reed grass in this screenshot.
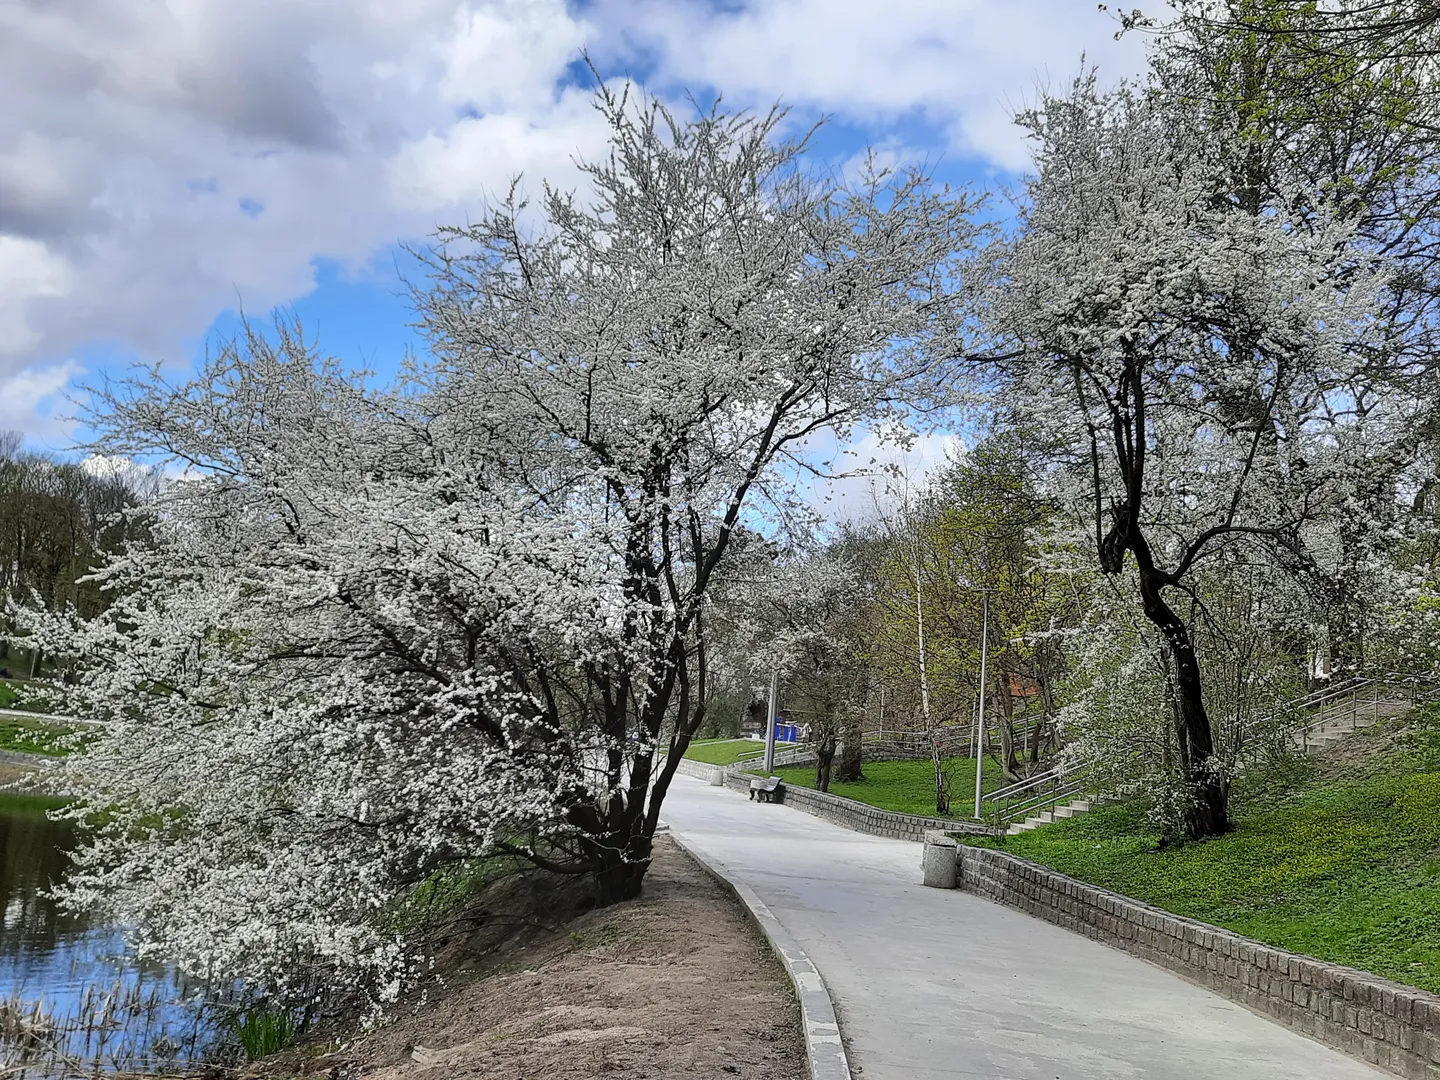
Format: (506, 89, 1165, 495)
(230, 1003, 299, 1061)
(0, 979, 219, 1077)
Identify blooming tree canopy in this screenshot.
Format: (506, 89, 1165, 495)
(985, 71, 1409, 838)
(15, 87, 980, 1000)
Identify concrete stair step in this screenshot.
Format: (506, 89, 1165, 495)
(1068, 800, 1091, 812)
(1051, 806, 1075, 818)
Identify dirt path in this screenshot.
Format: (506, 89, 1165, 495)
(312, 835, 805, 1080)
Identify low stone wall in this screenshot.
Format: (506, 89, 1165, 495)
(957, 845, 1440, 1079)
(720, 771, 988, 840)
(671, 757, 722, 782)
(665, 745, 813, 784)
(0, 748, 56, 768)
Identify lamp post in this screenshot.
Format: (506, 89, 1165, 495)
(763, 668, 780, 773)
(973, 587, 990, 820)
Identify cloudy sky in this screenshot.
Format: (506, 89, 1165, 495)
(1, 0, 1148, 449)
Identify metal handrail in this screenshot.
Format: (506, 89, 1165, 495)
(987, 764, 1067, 803)
(1293, 672, 1440, 748)
(999, 774, 1087, 822)
(990, 670, 1440, 832)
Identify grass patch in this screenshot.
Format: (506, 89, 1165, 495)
(391, 853, 527, 935)
(756, 756, 1012, 818)
(231, 1004, 301, 1061)
(0, 713, 73, 757)
(683, 739, 767, 766)
(0, 679, 55, 713)
(0, 792, 73, 816)
(968, 719, 1440, 993)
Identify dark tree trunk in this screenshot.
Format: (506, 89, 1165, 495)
(932, 742, 950, 816)
(836, 720, 864, 782)
(996, 672, 1022, 783)
(1135, 561, 1230, 840)
(1095, 353, 1229, 843)
(590, 830, 653, 907)
(815, 733, 837, 792)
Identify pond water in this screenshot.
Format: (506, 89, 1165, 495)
(0, 794, 222, 1076)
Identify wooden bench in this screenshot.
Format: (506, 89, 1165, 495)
(749, 775, 784, 803)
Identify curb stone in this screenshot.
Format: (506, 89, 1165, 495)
(664, 825, 852, 1080)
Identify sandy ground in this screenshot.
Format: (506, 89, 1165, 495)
(295, 835, 805, 1080)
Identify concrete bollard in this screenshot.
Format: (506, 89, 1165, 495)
(921, 829, 958, 889)
(709, 767, 724, 786)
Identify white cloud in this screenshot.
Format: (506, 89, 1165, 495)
(592, 0, 1150, 171)
(803, 425, 965, 525)
(0, 236, 72, 356)
(1, 0, 1149, 439)
(388, 87, 606, 209)
(0, 360, 81, 445)
(0, 0, 603, 439)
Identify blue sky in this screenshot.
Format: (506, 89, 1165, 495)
(1, 0, 1149, 457)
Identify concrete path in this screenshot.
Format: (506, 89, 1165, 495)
(660, 775, 1384, 1080)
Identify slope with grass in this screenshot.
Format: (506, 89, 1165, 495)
(969, 709, 1440, 994)
(0, 713, 72, 756)
(756, 756, 1011, 818)
(0, 679, 55, 713)
(682, 738, 765, 766)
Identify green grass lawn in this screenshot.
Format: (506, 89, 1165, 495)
(967, 719, 1440, 993)
(755, 756, 1012, 819)
(682, 738, 766, 766)
(0, 713, 73, 756)
(0, 679, 55, 713)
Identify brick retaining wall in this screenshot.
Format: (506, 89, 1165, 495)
(957, 844, 1440, 1079)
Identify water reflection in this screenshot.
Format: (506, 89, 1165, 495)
(0, 794, 220, 1075)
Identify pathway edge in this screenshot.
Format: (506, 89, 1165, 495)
(664, 826, 852, 1080)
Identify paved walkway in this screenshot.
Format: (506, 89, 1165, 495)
(660, 775, 1384, 1080)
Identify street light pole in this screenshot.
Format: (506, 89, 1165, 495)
(763, 668, 779, 773)
(974, 588, 990, 819)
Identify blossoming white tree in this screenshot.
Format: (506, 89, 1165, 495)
(16, 87, 980, 999)
(986, 72, 1408, 839)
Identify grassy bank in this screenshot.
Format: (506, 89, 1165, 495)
(683, 738, 766, 766)
(0, 679, 54, 713)
(0, 791, 72, 815)
(756, 756, 1011, 818)
(968, 712, 1440, 993)
(0, 713, 72, 756)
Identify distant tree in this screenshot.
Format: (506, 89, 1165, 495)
(0, 436, 151, 678)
